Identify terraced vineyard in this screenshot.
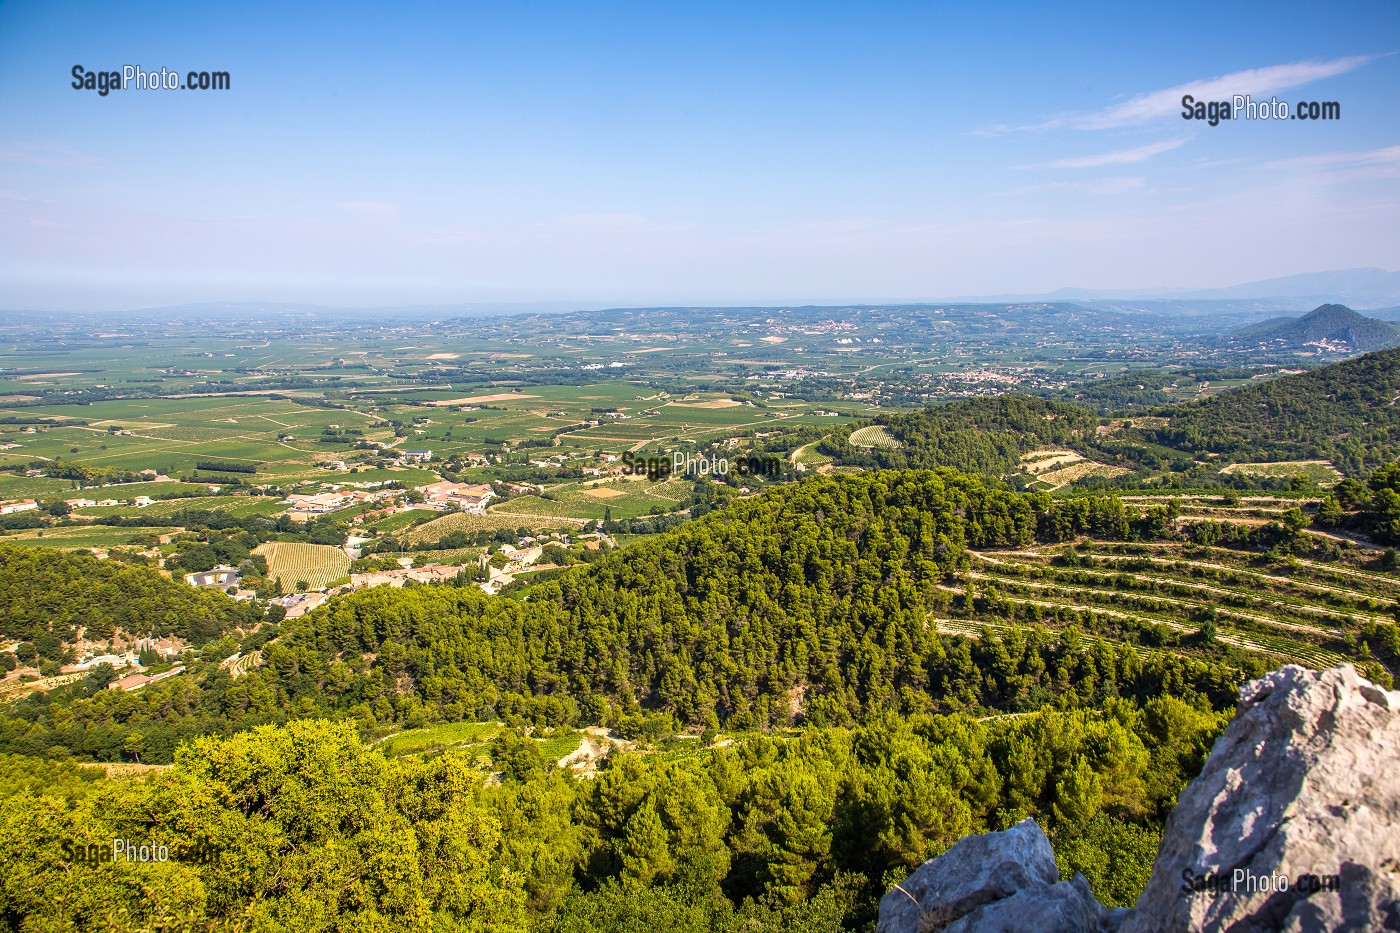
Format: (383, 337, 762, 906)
(948, 517, 1398, 676)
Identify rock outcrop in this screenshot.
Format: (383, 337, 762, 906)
(878, 665, 1400, 933)
(875, 819, 1121, 933)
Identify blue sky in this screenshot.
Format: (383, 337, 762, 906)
(0, 0, 1396, 310)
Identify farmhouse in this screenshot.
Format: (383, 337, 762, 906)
(402, 449, 433, 462)
(349, 564, 467, 589)
(416, 480, 494, 513)
(500, 545, 543, 570)
(0, 499, 39, 515)
(270, 592, 328, 618)
(136, 638, 185, 659)
(184, 565, 241, 588)
(283, 492, 349, 515)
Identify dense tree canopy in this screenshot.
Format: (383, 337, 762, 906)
(1144, 346, 1400, 474)
(0, 544, 256, 645)
(820, 396, 1100, 475)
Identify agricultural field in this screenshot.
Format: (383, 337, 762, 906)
(0, 473, 85, 500)
(0, 396, 384, 476)
(364, 509, 434, 534)
(254, 541, 351, 590)
(488, 475, 693, 522)
(951, 509, 1399, 674)
(370, 383, 836, 458)
(1220, 460, 1343, 486)
(403, 510, 581, 544)
(392, 546, 491, 566)
(375, 721, 583, 770)
(847, 425, 901, 449)
(376, 721, 501, 758)
(1018, 449, 1132, 490)
(0, 524, 182, 549)
(790, 441, 835, 468)
(272, 467, 442, 487)
(79, 495, 286, 519)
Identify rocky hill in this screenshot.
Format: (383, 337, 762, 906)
(1228, 303, 1399, 353)
(878, 664, 1400, 932)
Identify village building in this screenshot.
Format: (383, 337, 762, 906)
(349, 565, 467, 589)
(416, 480, 494, 513)
(136, 638, 186, 659)
(499, 545, 543, 571)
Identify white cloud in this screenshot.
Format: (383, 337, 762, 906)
(996, 176, 1147, 197)
(1030, 139, 1186, 169)
(1261, 144, 1400, 181)
(1263, 144, 1400, 170)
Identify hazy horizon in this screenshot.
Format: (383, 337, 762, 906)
(2, 0, 1397, 311)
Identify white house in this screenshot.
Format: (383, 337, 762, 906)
(184, 565, 241, 588)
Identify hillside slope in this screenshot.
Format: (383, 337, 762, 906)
(1146, 345, 1400, 474)
(820, 396, 1100, 476)
(0, 544, 255, 647)
(1228, 303, 1399, 352)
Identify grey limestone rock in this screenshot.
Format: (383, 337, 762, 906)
(1122, 664, 1400, 933)
(878, 665, 1400, 933)
(875, 818, 1114, 933)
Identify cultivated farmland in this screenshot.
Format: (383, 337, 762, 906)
(847, 425, 902, 449)
(254, 541, 351, 590)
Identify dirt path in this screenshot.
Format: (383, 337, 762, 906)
(557, 734, 605, 777)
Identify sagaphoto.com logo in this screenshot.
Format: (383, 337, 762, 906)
(72, 64, 230, 97)
(1181, 93, 1339, 126)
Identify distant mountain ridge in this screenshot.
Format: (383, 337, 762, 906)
(1228, 303, 1399, 352)
(950, 268, 1400, 307)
